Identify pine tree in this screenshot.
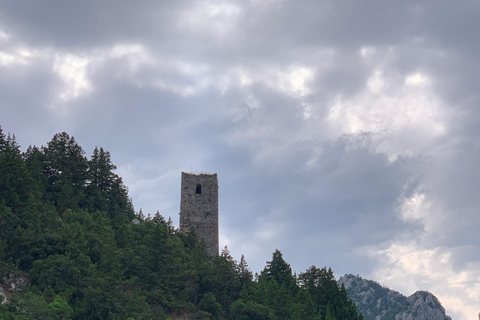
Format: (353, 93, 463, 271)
(0, 134, 31, 212)
(261, 249, 296, 290)
(43, 132, 88, 212)
(238, 254, 253, 285)
(298, 266, 361, 320)
(0, 126, 365, 320)
(86, 146, 134, 223)
(0, 125, 6, 149)
(212, 246, 243, 313)
(24, 145, 47, 201)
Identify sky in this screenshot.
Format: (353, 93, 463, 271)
(0, 1, 479, 319)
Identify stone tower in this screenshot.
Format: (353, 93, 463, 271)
(179, 172, 219, 256)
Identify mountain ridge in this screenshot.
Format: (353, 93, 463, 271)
(338, 274, 451, 320)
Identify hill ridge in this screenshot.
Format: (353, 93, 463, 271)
(338, 274, 451, 320)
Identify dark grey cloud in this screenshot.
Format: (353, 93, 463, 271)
(0, 1, 180, 47)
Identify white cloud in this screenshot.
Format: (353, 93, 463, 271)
(254, 220, 285, 242)
(327, 69, 446, 157)
(0, 30, 9, 41)
(53, 54, 92, 102)
(301, 102, 313, 120)
(109, 44, 145, 58)
(150, 59, 213, 95)
(366, 241, 480, 320)
(360, 176, 480, 320)
(0, 48, 34, 67)
(153, 79, 199, 96)
(238, 69, 253, 86)
(360, 46, 376, 59)
(0, 42, 156, 107)
(51, 44, 153, 103)
(244, 95, 260, 110)
(0, 51, 19, 66)
(231, 64, 318, 98)
(398, 193, 429, 222)
(405, 72, 430, 87)
(178, 1, 242, 40)
(277, 67, 315, 97)
(109, 44, 154, 73)
(367, 69, 385, 93)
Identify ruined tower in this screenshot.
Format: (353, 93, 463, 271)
(179, 172, 219, 256)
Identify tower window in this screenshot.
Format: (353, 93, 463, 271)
(196, 184, 202, 194)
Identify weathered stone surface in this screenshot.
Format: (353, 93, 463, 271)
(0, 287, 6, 304)
(395, 291, 451, 320)
(179, 172, 219, 256)
(0, 272, 28, 304)
(338, 274, 451, 320)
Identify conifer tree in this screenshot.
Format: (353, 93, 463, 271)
(0, 133, 31, 212)
(261, 249, 296, 290)
(43, 132, 88, 212)
(24, 145, 47, 200)
(0, 126, 364, 320)
(238, 254, 253, 286)
(0, 125, 5, 149)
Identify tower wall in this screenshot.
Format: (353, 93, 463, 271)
(179, 172, 219, 256)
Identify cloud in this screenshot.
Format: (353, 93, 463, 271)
(53, 54, 92, 102)
(366, 241, 480, 320)
(0, 48, 32, 67)
(178, 1, 243, 40)
(405, 72, 430, 87)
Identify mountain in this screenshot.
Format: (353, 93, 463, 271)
(338, 274, 452, 320)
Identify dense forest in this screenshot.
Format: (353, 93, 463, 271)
(0, 125, 362, 320)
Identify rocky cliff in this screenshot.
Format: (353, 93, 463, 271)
(0, 262, 27, 304)
(338, 274, 451, 320)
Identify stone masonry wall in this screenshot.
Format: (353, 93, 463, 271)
(179, 172, 219, 256)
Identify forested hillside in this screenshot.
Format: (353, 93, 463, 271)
(0, 125, 362, 320)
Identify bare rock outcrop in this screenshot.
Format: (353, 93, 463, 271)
(395, 291, 451, 320)
(0, 272, 28, 304)
(338, 274, 451, 320)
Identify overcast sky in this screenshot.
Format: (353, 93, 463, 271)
(1, 1, 479, 319)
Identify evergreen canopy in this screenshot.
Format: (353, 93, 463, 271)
(0, 126, 362, 320)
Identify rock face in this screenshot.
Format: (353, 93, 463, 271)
(338, 274, 451, 320)
(0, 272, 28, 304)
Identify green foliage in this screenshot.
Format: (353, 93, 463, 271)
(47, 295, 74, 319)
(230, 299, 274, 320)
(0, 127, 363, 320)
(0, 134, 31, 213)
(0, 239, 6, 260)
(261, 249, 296, 290)
(198, 292, 223, 319)
(297, 267, 361, 320)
